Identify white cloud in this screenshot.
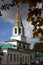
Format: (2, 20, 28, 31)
(41, 10, 43, 18)
(36, 3, 42, 9)
(23, 20, 33, 38)
(27, 37, 39, 49)
(1, 3, 28, 21)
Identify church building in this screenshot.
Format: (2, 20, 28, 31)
(0, 8, 35, 65)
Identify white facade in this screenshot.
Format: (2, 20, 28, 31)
(1, 49, 8, 65)
(6, 41, 17, 45)
(11, 24, 26, 42)
(12, 26, 24, 36)
(11, 35, 26, 42)
(1, 49, 30, 65)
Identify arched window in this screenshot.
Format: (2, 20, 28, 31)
(15, 28, 17, 34)
(19, 28, 21, 34)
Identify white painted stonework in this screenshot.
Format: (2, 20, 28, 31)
(7, 41, 17, 45)
(1, 49, 8, 65)
(12, 26, 19, 36)
(12, 26, 24, 36)
(11, 35, 26, 42)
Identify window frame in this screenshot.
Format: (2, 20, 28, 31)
(17, 55, 19, 62)
(19, 28, 21, 34)
(14, 54, 16, 62)
(15, 28, 17, 34)
(10, 54, 12, 62)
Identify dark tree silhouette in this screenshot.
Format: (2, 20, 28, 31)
(33, 42, 43, 53)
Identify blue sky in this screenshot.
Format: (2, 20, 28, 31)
(0, 17, 13, 42)
(0, 3, 42, 48)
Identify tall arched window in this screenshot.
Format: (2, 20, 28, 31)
(19, 28, 21, 34)
(15, 28, 17, 34)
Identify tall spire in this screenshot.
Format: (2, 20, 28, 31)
(11, 7, 26, 42)
(14, 7, 23, 27)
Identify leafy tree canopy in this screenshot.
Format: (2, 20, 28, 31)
(33, 42, 43, 53)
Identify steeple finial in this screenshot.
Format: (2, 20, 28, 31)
(16, 6, 20, 18)
(14, 7, 23, 27)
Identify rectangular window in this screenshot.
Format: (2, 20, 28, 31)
(19, 43, 21, 48)
(0, 52, 4, 56)
(10, 54, 12, 62)
(28, 56, 29, 62)
(25, 56, 27, 62)
(23, 44, 25, 49)
(27, 45, 29, 50)
(17, 55, 19, 62)
(22, 56, 24, 62)
(14, 54, 16, 61)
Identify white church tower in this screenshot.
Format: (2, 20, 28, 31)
(11, 7, 26, 42)
(0, 7, 31, 65)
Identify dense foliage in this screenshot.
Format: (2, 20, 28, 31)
(33, 42, 43, 53)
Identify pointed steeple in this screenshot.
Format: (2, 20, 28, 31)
(14, 7, 23, 27)
(11, 7, 26, 42)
